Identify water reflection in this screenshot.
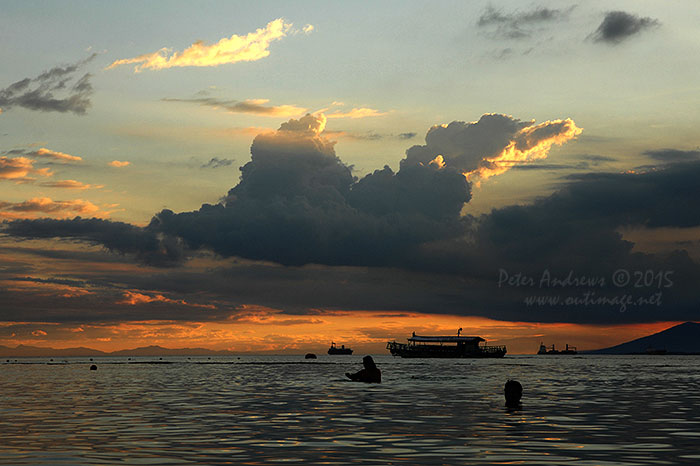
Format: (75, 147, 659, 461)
(0, 355, 699, 464)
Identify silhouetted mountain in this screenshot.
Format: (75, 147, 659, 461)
(0, 345, 107, 357)
(0, 344, 236, 357)
(109, 346, 235, 356)
(587, 322, 700, 354)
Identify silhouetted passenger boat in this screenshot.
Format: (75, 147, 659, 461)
(328, 342, 353, 355)
(386, 330, 506, 358)
(537, 342, 577, 355)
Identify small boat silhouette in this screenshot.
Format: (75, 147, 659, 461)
(327, 342, 353, 355)
(537, 342, 577, 355)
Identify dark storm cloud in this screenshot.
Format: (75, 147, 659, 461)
(150, 114, 471, 266)
(0, 54, 96, 115)
(477, 5, 574, 39)
(3, 160, 700, 325)
(201, 157, 235, 169)
(2, 217, 184, 266)
(1, 113, 577, 269)
(2, 113, 473, 267)
(590, 11, 660, 44)
(644, 149, 700, 163)
(5, 111, 700, 324)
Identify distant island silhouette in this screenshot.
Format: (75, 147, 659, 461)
(0, 344, 238, 358)
(585, 322, 700, 355)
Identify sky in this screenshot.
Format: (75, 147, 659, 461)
(1, 1, 699, 354)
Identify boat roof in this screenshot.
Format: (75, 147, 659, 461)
(409, 335, 485, 343)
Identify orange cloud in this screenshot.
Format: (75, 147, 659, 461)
(35, 148, 82, 162)
(0, 156, 52, 180)
(466, 118, 582, 182)
(118, 291, 216, 309)
(107, 18, 295, 72)
(0, 197, 103, 219)
(109, 160, 130, 167)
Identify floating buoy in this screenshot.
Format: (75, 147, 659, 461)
(90, 365, 98, 371)
(305, 353, 317, 359)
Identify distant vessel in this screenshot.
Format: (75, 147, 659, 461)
(328, 342, 353, 355)
(386, 329, 506, 358)
(538, 342, 577, 355)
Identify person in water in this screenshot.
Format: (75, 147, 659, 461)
(504, 379, 522, 407)
(346, 355, 381, 383)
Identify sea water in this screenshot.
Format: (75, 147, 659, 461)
(1, 355, 699, 465)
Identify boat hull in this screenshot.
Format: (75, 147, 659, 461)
(386, 341, 506, 358)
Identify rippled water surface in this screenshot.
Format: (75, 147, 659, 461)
(2, 355, 700, 465)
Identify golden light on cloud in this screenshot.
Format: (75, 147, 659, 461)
(35, 148, 82, 162)
(107, 18, 295, 72)
(429, 154, 446, 169)
(109, 160, 130, 167)
(465, 118, 582, 183)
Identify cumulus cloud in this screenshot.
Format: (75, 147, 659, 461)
(109, 160, 130, 167)
(402, 114, 581, 183)
(478, 5, 573, 39)
(0, 54, 95, 114)
(107, 18, 296, 72)
(163, 96, 306, 117)
(591, 11, 660, 44)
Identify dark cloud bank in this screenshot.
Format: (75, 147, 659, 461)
(3, 113, 699, 324)
(591, 11, 660, 44)
(0, 54, 96, 115)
